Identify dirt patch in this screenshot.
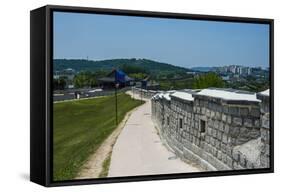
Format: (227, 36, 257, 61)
(76, 97, 144, 179)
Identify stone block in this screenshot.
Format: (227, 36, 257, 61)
(205, 135, 210, 143)
(221, 143, 226, 153)
(232, 150, 240, 162)
(254, 119, 260, 127)
(222, 114, 227, 122)
(215, 112, 221, 120)
(207, 127, 212, 135)
(239, 107, 249, 116)
(201, 107, 206, 114)
(192, 136, 196, 143)
(239, 153, 246, 167)
(262, 114, 270, 129)
(222, 134, 228, 144)
(219, 122, 224, 131)
(244, 127, 260, 140)
(193, 106, 196, 113)
(208, 120, 213, 128)
(233, 161, 239, 169)
(194, 122, 199, 130)
(229, 137, 236, 146)
(214, 120, 219, 129)
(253, 161, 261, 169)
(215, 139, 221, 149)
(213, 148, 218, 157)
(206, 109, 211, 117)
(194, 130, 198, 137)
(265, 144, 270, 155)
(226, 145, 232, 156)
(217, 131, 222, 141)
(217, 150, 222, 160)
(197, 138, 202, 146)
(224, 124, 230, 134)
(229, 106, 239, 115)
(189, 134, 193, 142)
(227, 115, 232, 124)
(210, 137, 215, 146)
(195, 99, 199, 106)
(246, 160, 254, 169)
(226, 156, 233, 168)
(222, 153, 227, 164)
(204, 144, 209, 153)
(211, 111, 215, 118)
(261, 155, 270, 168)
(197, 107, 201, 113)
(233, 117, 242, 126)
(212, 129, 217, 137)
(244, 118, 253, 127)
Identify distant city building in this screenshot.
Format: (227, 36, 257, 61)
(215, 65, 255, 76)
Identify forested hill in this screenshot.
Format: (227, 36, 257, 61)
(53, 58, 191, 74)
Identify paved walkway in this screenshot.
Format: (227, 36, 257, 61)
(108, 93, 200, 177)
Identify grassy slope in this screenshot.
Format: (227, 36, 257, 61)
(53, 93, 143, 181)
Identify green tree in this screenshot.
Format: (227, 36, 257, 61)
(73, 71, 107, 88)
(120, 64, 147, 74)
(53, 76, 67, 90)
(192, 73, 225, 89)
(129, 73, 147, 80)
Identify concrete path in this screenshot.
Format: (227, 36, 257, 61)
(108, 93, 200, 177)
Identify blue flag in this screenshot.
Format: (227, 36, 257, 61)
(115, 70, 126, 83)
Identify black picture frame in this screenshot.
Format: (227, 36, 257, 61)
(30, 5, 274, 187)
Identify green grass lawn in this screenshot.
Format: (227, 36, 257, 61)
(53, 93, 143, 181)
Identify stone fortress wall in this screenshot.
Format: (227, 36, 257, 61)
(132, 87, 270, 171)
(257, 90, 270, 168)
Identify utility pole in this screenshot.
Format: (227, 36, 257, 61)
(115, 84, 118, 125)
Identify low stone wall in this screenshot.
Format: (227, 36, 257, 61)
(151, 88, 270, 171)
(131, 87, 160, 99)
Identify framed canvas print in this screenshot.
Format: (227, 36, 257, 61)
(30, 5, 274, 187)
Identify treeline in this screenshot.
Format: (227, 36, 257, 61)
(54, 58, 190, 76)
(54, 65, 266, 92)
(158, 73, 225, 90)
(192, 73, 225, 89)
(53, 71, 107, 89)
(120, 64, 148, 80)
(225, 76, 269, 92)
(73, 71, 107, 88)
(53, 77, 67, 90)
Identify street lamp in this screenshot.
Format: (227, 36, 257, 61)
(115, 82, 119, 125)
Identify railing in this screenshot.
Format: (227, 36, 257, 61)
(53, 87, 132, 102)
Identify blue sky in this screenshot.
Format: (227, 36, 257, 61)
(53, 11, 270, 68)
